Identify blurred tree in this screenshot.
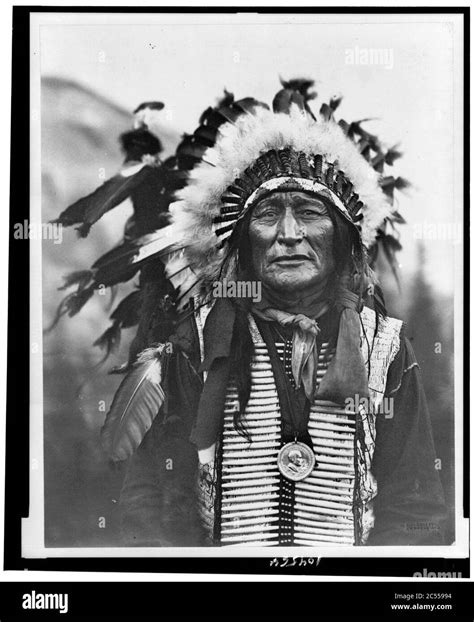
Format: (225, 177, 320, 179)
(404, 242, 455, 544)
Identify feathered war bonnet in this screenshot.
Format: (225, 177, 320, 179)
(166, 79, 406, 301)
(49, 79, 406, 371)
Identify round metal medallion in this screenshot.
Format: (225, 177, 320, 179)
(277, 441, 316, 481)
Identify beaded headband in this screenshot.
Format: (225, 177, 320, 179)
(212, 148, 364, 243)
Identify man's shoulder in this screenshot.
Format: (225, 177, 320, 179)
(360, 306, 404, 338)
(360, 307, 404, 387)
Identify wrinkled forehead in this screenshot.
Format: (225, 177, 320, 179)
(251, 189, 330, 211)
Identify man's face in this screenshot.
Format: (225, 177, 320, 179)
(248, 190, 335, 295)
(290, 452, 304, 467)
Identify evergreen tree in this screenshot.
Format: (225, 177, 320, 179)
(405, 243, 455, 543)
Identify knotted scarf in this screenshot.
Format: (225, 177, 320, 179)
(251, 305, 326, 401)
(252, 282, 369, 403)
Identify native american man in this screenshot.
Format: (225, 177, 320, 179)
(114, 101, 446, 547)
(56, 80, 447, 547)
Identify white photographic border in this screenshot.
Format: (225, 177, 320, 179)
(17, 6, 468, 574)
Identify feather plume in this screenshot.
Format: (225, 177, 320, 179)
(134, 101, 165, 114)
(319, 102, 334, 121)
(109, 362, 130, 375)
(384, 145, 403, 166)
(126, 224, 184, 266)
(101, 345, 169, 461)
(91, 240, 142, 287)
(165, 249, 196, 292)
(92, 290, 143, 363)
(233, 97, 269, 115)
(349, 120, 380, 148)
(49, 227, 177, 335)
(274, 77, 316, 117)
(110, 290, 141, 328)
(90, 226, 179, 287)
(214, 89, 235, 110)
(381, 175, 411, 199)
(390, 210, 406, 225)
(58, 270, 94, 291)
(338, 118, 350, 134)
(92, 291, 141, 357)
(133, 101, 165, 137)
(44, 285, 96, 332)
(93, 322, 122, 363)
(120, 128, 162, 163)
(329, 94, 343, 111)
(279, 77, 316, 99)
(53, 164, 155, 236)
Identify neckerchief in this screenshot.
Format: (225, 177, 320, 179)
(252, 285, 369, 403)
(251, 304, 328, 401)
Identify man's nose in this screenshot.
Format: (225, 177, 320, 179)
(277, 209, 303, 245)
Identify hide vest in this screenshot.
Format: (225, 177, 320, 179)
(195, 305, 402, 546)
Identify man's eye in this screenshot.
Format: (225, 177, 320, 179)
(255, 209, 278, 218)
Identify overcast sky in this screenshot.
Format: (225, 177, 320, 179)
(37, 12, 463, 295)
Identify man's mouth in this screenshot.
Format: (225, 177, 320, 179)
(271, 254, 311, 264)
